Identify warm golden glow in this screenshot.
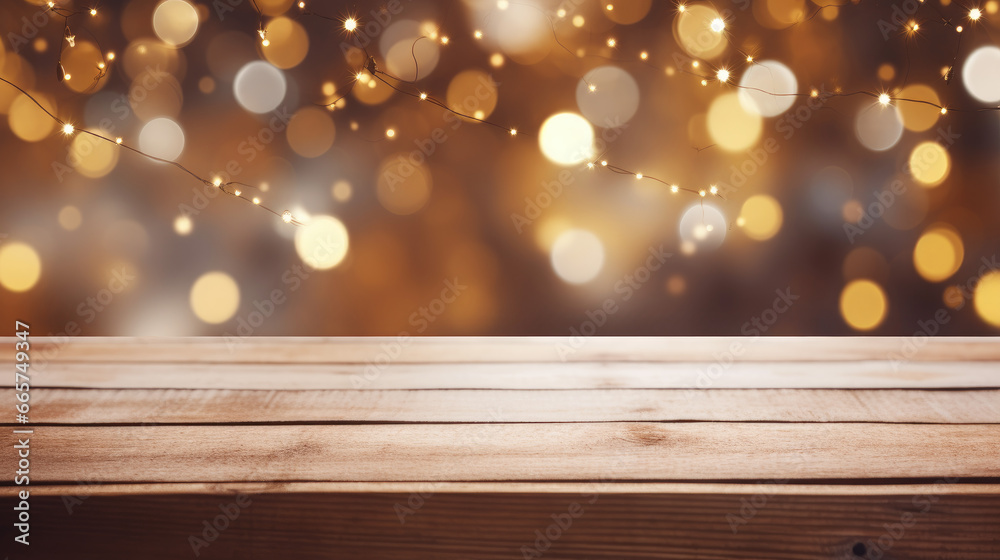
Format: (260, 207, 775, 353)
(913, 226, 963, 282)
(840, 279, 888, 331)
(974, 272, 1000, 327)
(0, 242, 42, 293)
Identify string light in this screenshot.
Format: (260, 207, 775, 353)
(344, 17, 358, 31)
(878, 93, 891, 106)
(710, 18, 725, 33)
(89, 8, 97, 16)
(717, 68, 730, 82)
(969, 8, 982, 20)
(607, 38, 617, 47)
(62, 123, 74, 135)
(474, 30, 483, 39)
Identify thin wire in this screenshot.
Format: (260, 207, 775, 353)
(0, 76, 303, 226)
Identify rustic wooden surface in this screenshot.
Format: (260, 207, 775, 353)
(2, 337, 998, 559)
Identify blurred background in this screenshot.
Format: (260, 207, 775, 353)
(1, 0, 999, 336)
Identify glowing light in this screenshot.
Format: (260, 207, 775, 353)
(253, 197, 261, 204)
(701, 79, 708, 86)
(739, 194, 783, 241)
(671, 185, 679, 193)
(678, 4, 687, 12)
(956, 25, 963, 32)
(914, 226, 963, 282)
(97, 62, 105, 69)
(550, 229, 605, 285)
(878, 93, 891, 106)
(212, 177, 222, 187)
(974, 271, 1000, 327)
(538, 112, 594, 165)
(115, 137, 123, 144)
(709, 185, 719, 194)
(810, 89, 819, 97)
(692, 61, 699, 68)
(261, 39, 270, 47)
(0, 242, 42, 293)
(601, 160, 608, 166)
(190, 272, 240, 324)
(908, 20, 919, 32)
(717, 68, 730, 82)
(344, 18, 358, 31)
(90, 8, 97, 16)
(474, 30, 483, 39)
(63, 73, 71, 81)
(588, 83, 597, 92)
(557, 8, 567, 17)
(840, 279, 888, 331)
(153, 0, 200, 46)
(299, 1, 305, 7)
(106, 52, 115, 61)
(636, 173, 643, 179)
(385, 128, 396, 138)
(607, 38, 617, 47)
(62, 123, 74, 135)
(509, 128, 517, 136)
(746, 55, 753, 62)
(174, 215, 193, 236)
(970, 8, 982, 20)
(710, 17, 725, 32)
(940, 107, 948, 115)
(440, 36, 450, 45)
(640, 51, 648, 60)
(699, 189, 706, 197)
(295, 215, 350, 270)
(233, 189, 242, 196)
(606, 3, 614, 10)
(282, 211, 293, 223)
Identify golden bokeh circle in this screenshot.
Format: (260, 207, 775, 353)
(739, 194, 783, 241)
(605, 0, 652, 24)
(908, 141, 950, 187)
(446, 69, 499, 122)
(62, 41, 107, 93)
(0, 242, 42, 293)
(974, 272, 1000, 328)
(913, 226, 963, 282)
(8, 91, 55, 142)
(897, 84, 940, 132)
(707, 93, 762, 152)
(70, 131, 121, 178)
(58, 206, 83, 231)
(377, 154, 433, 215)
(674, 4, 726, 59)
(189, 272, 240, 324)
(287, 106, 335, 158)
(262, 17, 309, 69)
(840, 279, 888, 331)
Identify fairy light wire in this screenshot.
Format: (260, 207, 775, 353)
(0, 75, 302, 225)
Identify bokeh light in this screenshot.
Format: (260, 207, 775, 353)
(679, 203, 727, 251)
(738, 60, 797, 117)
(539, 113, 595, 165)
(233, 61, 287, 114)
(855, 102, 903, 151)
(550, 229, 605, 284)
(908, 142, 950, 187)
(0, 242, 42, 292)
(840, 279, 887, 331)
(376, 154, 433, 215)
(71, 131, 120, 178)
(897, 84, 941, 132)
(576, 66, 640, 125)
(674, 4, 727, 59)
(58, 206, 82, 231)
(962, 46, 1000, 103)
(189, 271, 240, 324)
(974, 272, 1000, 328)
(913, 226, 964, 282)
(294, 215, 350, 270)
(261, 17, 309, 69)
(739, 194, 783, 241)
(708, 93, 762, 151)
(152, 0, 200, 47)
(8, 92, 55, 142)
(138, 117, 185, 161)
(286, 106, 335, 158)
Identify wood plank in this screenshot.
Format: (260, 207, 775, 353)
(25, 360, 1000, 389)
(6, 336, 1000, 363)
(10, 423, 1000, 483)
(13, 388, 1000, 424)
(7, 481, 1000, 497)
(7, 492, 1000, 559)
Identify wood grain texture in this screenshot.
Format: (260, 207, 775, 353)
(5, 336, 1000, 363)
(14, 388, 1000, 424)
(6, 492, 999, 559)
(3, 336, 998, 558)
(11, 423, 1000, 483)
(24, 360, 1000, 389)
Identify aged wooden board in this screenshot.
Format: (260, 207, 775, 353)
(1, 337, 997, 558)
(4, 336, 1000, 363)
